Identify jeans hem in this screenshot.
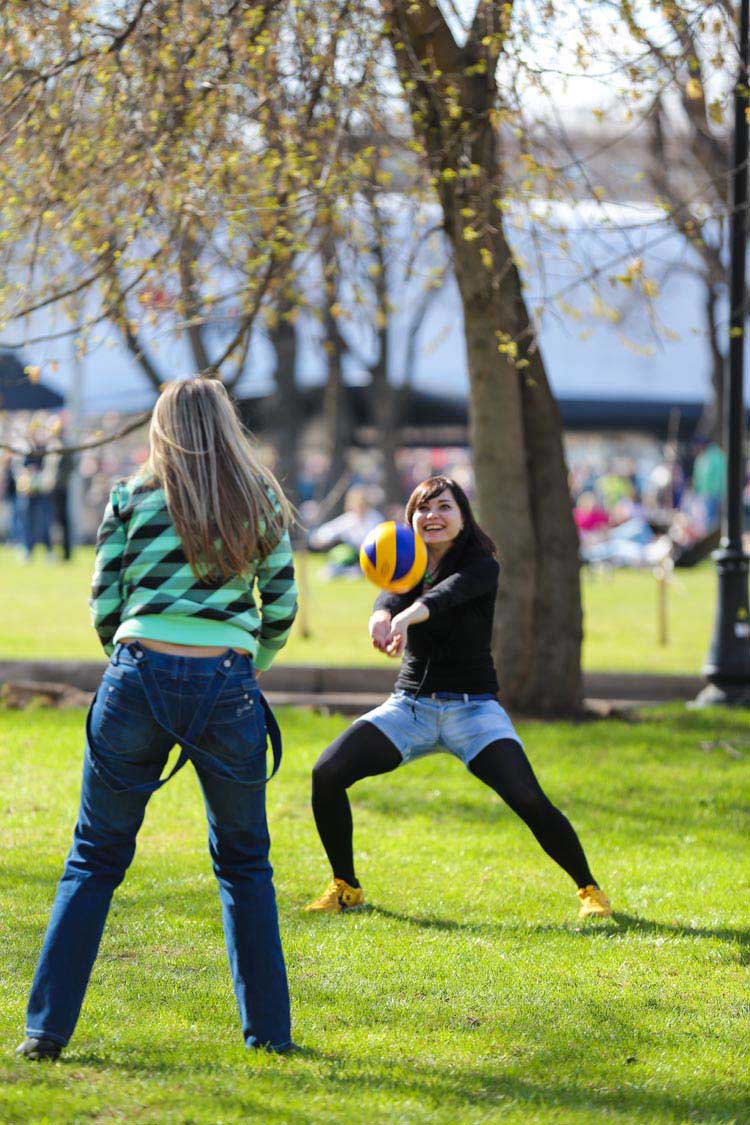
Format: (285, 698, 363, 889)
(465, 731, 524, 764)
(246, 1036, 294, 1053)
(25, 1028, 68, 1047)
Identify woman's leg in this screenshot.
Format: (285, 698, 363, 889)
(469, 739, 596, 888)
(197, 670, 294, 1052)
(196, 762, 291, 1052)
(24, 665, 171, 1048)
(25, 754, 159, 1046)
(311, 720, 402, 887)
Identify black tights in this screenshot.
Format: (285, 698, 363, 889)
(310, 720, 596, 889)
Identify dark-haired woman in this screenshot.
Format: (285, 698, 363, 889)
(305, 476, 611, 919)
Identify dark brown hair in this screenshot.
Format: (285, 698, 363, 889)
(405, 476, 497, 579)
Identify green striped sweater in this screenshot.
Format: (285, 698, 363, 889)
(89, 477, 298, 669)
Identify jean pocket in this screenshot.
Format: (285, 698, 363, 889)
(102, 664, 152, 714)
(202, 697, 267, 777)
(91, 681, 162, 755)
(210, 680, 261, 727)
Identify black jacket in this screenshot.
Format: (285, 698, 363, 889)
(374, 543, 500, 695)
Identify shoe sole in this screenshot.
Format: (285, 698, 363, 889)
(16, 1045, 61, 1061)
(303, 900, 366, 914)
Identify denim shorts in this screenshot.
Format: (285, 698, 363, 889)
(360, 690, 523, 767)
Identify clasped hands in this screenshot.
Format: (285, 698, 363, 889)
(369, 602, 429, 659)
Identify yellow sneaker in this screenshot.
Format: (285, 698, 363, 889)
(577, 885, 613, 918)
(304, 878, 365, 913)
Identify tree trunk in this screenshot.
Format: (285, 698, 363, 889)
(319, 239, 354, 501)
(373, 381, 408, 508)
(384, 0, 583, 713)
(452, 241, 537, 701)
(697, 280, 725, 444)
(451, 226, 582, 712)
(519, 349, 583, 711)
(269, 303, 303, 506)
(321, 306, 353, 500)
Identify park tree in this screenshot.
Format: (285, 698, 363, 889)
(323, 156, 447, 507)
(511, 2, 735, 442)
(614, 0, 733, 440)
(378, 0, 735, 713)
(382, 0, 583, 712)
(0, 0, 385, 507)
(2, 1, 733, 713)
(0, 0, 380, 392)
(1, 0, 584, 713)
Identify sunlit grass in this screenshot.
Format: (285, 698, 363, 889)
(0, 547, 715, 674)
(1, 704, 749, 1123)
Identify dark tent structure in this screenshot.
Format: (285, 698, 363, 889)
(0, 353, 65, 411)
(239, 385, 706, 446)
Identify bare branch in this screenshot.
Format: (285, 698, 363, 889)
(0, 411, 151, 457)
(105, 256, 164, 391)
(178, 230, 211, 373)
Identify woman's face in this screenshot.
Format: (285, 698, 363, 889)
(412, 488, 464, 547)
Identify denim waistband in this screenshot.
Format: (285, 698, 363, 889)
(90, 643, 278, 794)
(112, 641, 254, 676)
(399, 690, 497, 703)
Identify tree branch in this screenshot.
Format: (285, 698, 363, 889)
(0, 410, 152, 457)
(178, 229, 212, 373)
(105, 256, 164, 391)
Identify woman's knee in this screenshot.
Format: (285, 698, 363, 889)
(63, 832, 136, 883)
(311, 750, 347, 793)
(510, 786, 559, 827)
(209, 824, 271, 880)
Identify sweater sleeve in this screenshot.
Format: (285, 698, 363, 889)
(90, 486, 127, 656)
(254, 529, 298, 670)
(372, 588, 416, 616)
(417, 556, 499, 617)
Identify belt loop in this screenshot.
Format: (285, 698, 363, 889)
(463, 693, 468, 703)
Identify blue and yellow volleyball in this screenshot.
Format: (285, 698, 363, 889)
(359, 521, 428, 593)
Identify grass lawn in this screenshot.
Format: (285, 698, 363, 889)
(0, 547, 715, 674)
(1, 703, 749, 1123)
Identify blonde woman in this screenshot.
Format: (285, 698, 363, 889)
(17, 379, 298, 1060)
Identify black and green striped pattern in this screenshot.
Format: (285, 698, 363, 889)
(90, 478, 297, 664)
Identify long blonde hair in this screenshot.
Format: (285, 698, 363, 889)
(142, 378, 292, 580)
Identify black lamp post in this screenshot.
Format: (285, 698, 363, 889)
(695, 0, 750, 706)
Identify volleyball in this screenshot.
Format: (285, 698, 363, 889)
(359, 521, 428, 593)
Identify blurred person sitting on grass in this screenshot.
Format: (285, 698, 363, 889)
(573, 491, 609, 538)
(308, 484, 383, 579)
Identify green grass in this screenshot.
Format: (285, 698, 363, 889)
(1, 704, 749, 1123)
(0, 547, 715, 674)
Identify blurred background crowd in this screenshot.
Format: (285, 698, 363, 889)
(1, 406, 741, 574)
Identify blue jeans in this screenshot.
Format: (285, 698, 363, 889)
(25, 643, 291, 1051)
(18, 493, 52, 553)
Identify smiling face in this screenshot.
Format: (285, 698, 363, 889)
(412, 487, 464, 548)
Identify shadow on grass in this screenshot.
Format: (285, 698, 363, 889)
(603, 911, 750, 953)
(294, 1056, 749, 1124)
(367, 905, 750, 950)
(12, 879, 747, 954)
(63, 1042, 322, 1070)
(31, 1044, 750, 1124)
